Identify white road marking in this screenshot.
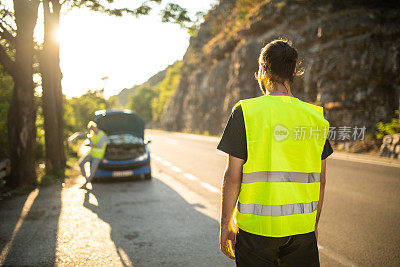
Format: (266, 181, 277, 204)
(147, 132, 363, 267)
(184, 173, 198, 181)
(161, 160, 172, 167)
(200, 182, 219, 193)
(165, 138, 179, 145)
(171, 166, 182, 173)
(319, 246, 358, 267)
(153, 154, 219, 194)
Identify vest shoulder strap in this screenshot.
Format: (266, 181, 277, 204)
(235, 96, 325, 119)
(303, 102, 324, 116)
(232, 100, 242, 112)
(232, 96, 264, 112)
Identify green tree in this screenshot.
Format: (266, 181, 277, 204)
(152, 61, 182, 122)
(376, 111, 400, 139)
(65, 89, 114, 132)
(39, 0, 192, 176)
(129, 86, 155, 123)
(0, 0, 194, 188)
(0, 0, 40, 188)
(0, 64, 13, 159)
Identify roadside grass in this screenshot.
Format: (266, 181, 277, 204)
(331, 134, 380, 154)
(34, 140, 83, 188)
(65, 140, 83, 178)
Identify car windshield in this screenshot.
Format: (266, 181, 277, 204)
(95, 112, 145, 139)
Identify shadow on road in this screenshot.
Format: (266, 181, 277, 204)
(83, 176, 228, 266)
(0, 183, 62, 266)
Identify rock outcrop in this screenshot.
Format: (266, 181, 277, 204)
(161, 0, 400, 136)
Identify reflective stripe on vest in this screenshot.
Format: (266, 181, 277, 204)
(90, 130, 107, 158)
(234, 95, 329, 237)
(238, 201, 318, 217)
(242, 171, 320, 184)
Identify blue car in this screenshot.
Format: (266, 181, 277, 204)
(93, 109, 151, 180)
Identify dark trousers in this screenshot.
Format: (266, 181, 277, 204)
(235, 229, 319, 267)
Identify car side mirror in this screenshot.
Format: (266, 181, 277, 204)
(144, 139, 151, 145)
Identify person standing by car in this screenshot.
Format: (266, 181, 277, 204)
(217, 39, 333, 266)
(79, 121, 107, 189)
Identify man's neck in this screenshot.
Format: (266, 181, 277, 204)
(266, 82, 293, 97)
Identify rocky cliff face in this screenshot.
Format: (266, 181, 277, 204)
(161, 0, 400, 136)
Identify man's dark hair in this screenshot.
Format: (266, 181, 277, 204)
(255, 39, 301, 94)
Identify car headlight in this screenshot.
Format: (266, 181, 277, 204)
(135, 152, 148, 161)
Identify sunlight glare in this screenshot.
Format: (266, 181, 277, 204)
(58, 2, 216, 98)
(54, 27, 61, 42)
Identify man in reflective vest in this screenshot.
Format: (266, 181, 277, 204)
(218, 39, 333, 266)
(79, 121, 107, 189)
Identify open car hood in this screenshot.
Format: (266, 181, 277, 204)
(95, 112, 144, 139)
(106, 133, 144, 146)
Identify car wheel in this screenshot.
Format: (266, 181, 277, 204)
(144, 172, 152, 179)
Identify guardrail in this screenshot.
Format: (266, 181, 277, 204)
(0, 159, 11, 188)
(380, 133, 400, 159)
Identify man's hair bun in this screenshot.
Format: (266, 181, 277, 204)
(255, 38, 299, 94)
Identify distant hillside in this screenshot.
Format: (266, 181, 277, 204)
(114, 67, 168, 107)
(113, 61, 182, 126)
(161, 0, 400, 135)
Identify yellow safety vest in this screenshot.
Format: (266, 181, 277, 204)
(234, 95, 329, 237)
(89, 130, 107, 159)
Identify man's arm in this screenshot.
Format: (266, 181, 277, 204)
(220, 155, 244, 260)
(315, 159, 327, 240)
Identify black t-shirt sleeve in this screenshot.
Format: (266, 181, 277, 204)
(321, 139, 334, 160)
(217, 106, 247, 160)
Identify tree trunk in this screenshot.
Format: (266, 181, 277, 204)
(41, 0, 65, 174)
(6, 0, 40, 187)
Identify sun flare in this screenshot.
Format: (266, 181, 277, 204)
(54, 27, 61, 42)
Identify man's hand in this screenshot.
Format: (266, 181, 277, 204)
(219, 155, 243, 260)
(220, 225, 236, 260)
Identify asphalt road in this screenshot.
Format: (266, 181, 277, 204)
(0, 129, 399, 266)
(0, 163, 230, 266)
(146, 129, 400, 267)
